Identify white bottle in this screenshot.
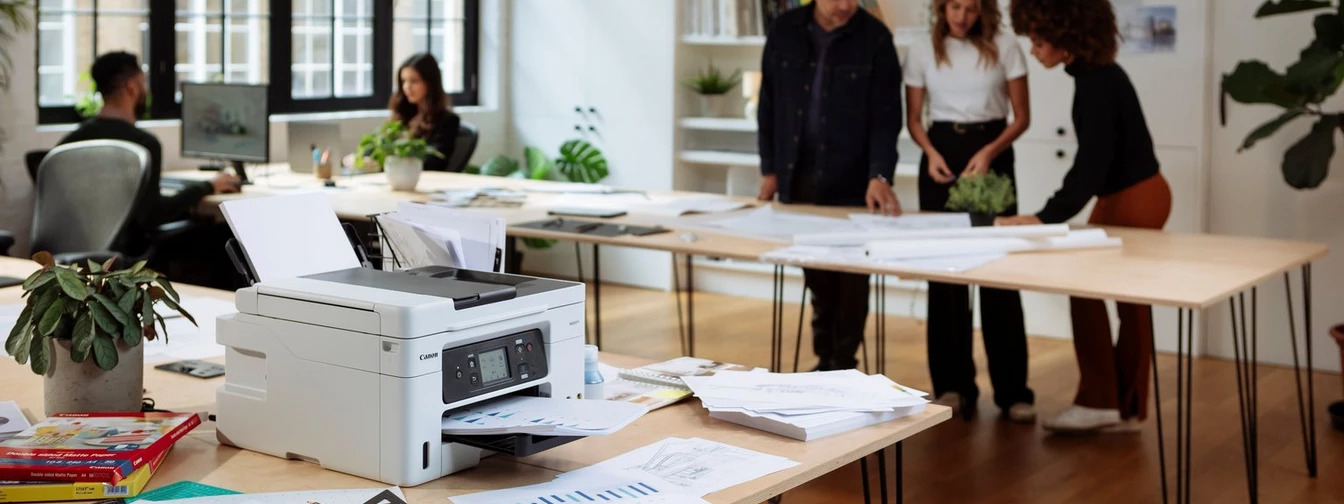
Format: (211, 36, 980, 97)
(583, 344, 605, 400)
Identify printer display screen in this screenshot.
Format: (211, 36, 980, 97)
(478, 347, 510, 383)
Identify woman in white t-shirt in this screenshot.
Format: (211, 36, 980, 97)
(905, 0, 1035, 423)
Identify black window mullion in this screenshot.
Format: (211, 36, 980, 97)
(219, 3, 228, 81)
(269, 0, 294, 112)
(457, 0, 479, 106)
(149, 2, 177, 119)
(328, 5, 336, 98)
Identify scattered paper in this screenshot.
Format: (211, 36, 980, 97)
(849, 213, 971, 230)
(599, 363, 693, 412)
(378, 214, 467, 270)
(441, 396, 647, 436)
(795, 223, 1071, 246)
(138, 487, 407, 504)
(760, 246, 1004, 273)
(557, 437, 798, 497)
(864, 229, 1121, 260)
(0, 400, 31, 442)
(220, 193, 362, 281)
(450, 469, 708, 504)
(703, 206, 861, 242)
(543, 194, 751, 217)
(525, 183, 615, 194)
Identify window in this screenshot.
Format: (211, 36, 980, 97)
(392, 0, 478, 105)
(36, 0, 479, 124)
(37, 0, 151, 123)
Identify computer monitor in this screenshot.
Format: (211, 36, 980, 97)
(180, 82, 269, 183)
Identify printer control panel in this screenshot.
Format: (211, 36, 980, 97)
(442, 329, 549, 404)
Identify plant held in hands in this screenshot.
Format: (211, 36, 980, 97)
(945, 172, 1017, 217)
(355, 120, 443, 169)
(5, 252, 196, 375)
(1222, 0, 1344, 189)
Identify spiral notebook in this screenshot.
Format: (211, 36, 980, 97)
(618, 357, 761, 389)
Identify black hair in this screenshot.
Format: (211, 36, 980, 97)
(90, 51, 142, 96)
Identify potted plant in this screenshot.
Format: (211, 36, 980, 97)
(683, 61, 741, 118)
(356, 120, 443, 191)
(944, 173, 1017, 226)
(5, 253, 195, 415)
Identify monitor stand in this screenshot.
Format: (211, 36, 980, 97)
(198, 160, 252, 185)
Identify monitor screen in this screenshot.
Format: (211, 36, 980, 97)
(180, 82, 269, 163)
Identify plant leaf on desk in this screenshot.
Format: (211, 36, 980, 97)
(91, 333, 117, 371)
(6, 304, 32, 354)
(160, 296, 196, 327)
(154, 278, 180, 302)
(141, 295, 156, 340)
(22, 269, 53, 290)
(89, 301, 120, 335)
(71, 312, 93, 362)
(54, 267, 89, 301)
(37, 296, 65, 336)
(92, 293, 131, 326)
(31, 251, 53, 268)
(29, 334, 48, 375)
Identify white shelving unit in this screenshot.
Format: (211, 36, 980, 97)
(680, 150, 761, 166)
(680, 35, 767, 47)
(680, 117, 758, 132)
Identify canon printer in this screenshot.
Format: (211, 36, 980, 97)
(214, 265, 586, 486)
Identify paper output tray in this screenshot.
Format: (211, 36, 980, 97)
(442, 433, 582, 457)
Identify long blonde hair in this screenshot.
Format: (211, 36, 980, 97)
(932, 0, 1002, 69)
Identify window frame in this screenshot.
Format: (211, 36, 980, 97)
(35, 0, 480, 125)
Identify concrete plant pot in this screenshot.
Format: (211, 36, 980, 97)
(43, 338, 144, 416)
(384, 156, 423, 192)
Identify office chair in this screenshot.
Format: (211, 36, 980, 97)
(0, 230, 17, 288)
(446, 121, 479, 173)
(30, 139, 153, 267)
(25, 149, 48, 182)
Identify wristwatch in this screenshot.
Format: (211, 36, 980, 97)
(871, 174, 890, 185)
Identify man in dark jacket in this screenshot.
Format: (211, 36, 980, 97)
(757, 0, 903, 370)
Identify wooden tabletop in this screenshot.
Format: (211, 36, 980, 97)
(183, 166, 1330, 309)
(0, 257, 951, 503)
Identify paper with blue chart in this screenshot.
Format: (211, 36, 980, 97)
(448, 470, 708, 504)
(440, 396, 647, 436)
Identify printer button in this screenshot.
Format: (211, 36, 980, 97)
(455, 368, 463, 380)
(469, 373, 479, 385)
(468, 358, 476, 369)
(519, 363, 530, 375)
(525, 343, 534, 352)
(515, 344, 524, 354)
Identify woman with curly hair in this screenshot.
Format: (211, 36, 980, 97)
(1002, 0, 1172, 433)
(905, 0, 1035, 423)
(389, 53, 461, 171)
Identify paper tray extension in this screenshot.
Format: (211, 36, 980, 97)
(442, 433, 582, 457)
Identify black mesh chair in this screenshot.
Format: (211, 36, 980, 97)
(25, 149, 48, 182)
(30, 139, 151, 266)
(446, 121, 479, 173)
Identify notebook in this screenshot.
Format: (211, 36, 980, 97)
(617, 357, 760, 389)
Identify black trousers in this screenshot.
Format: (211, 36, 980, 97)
(802, 267, 869, 370)
(918, 120, 1034, 409)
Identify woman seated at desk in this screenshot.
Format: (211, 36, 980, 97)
(389, 53, 461, 172)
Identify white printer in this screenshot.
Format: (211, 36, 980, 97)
(214, 266, 586, 486)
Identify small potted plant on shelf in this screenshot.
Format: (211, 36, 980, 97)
(356, 120, 443, 191)
(5, 253, 195, 415)
(945, 172, 1017, 227)
(683, 61, 741, 118)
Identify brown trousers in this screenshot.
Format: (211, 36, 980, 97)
(1071, 174, 1172, 420)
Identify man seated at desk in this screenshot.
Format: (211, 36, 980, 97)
(57, 52, 241, 286)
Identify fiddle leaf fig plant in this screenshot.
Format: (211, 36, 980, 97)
(5, 252, 196, 375)
(1222, 0, 1344, 188)
(356, 120, 443, 169)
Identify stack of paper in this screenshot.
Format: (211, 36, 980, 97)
(702, 206, 864, 243)
(377, 202, 506, 272)
(440, 396, 647, 436)
(682, 370, 929, 441)
(864, 228, 1122, 260)
(450, 437, 798, 504)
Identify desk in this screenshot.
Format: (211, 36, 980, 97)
(0, 257, 951, 503)
(188, 165, 1325, 504)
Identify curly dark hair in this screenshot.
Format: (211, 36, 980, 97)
(1010, 0, 1119, 66)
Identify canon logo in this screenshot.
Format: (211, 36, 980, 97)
(419, 352, 439, 361)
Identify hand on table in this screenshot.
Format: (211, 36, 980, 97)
(866, 178, 902, 216)
(758, 174, 778, 202)
(212, 173, 243, 194)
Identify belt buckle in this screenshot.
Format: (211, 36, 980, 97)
(953, 122, 966, 135)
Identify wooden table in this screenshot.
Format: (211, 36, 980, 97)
(187, 166, 1327, 504)
(0, 257, 951, 503)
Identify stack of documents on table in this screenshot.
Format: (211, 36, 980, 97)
(682, 370, 929, 441)
(450, 437, 798, 504)
(542, 193, 751, 217)
(440, 396, 647, 436)
(701, 205, 864, 242)
(376, 202, 506, 272)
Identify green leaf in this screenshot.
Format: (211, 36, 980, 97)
(6, 304, 32, 355)
(159, 296, 196, 327)
(29, 334, 49, 375)
(1282, 115, 1339, 188)
(101, 256, 117, 273)
(1310, 13, 1344, 51)
(522, 238, 557, 250)
(37, 296, 65, 336)
(945, 172, 1017, 215)
(155, 313, 168, 344)
(1241, 109, 1305, 151)
(154, 278, 180, 303)
(1223, 60, 1307, 108)
(480, 155, 520, 177)
(524, 146, 554, 180)
(22, 270, 54, 291)
(86, 259, 101, 274)
(122, 322, 140, 347)
(555, 140, 610, 184)
(91, 334, 118, 371)
(117, 287, 137, 315)
(92, 293, 131, 326)
(88, 301, 120, 335)
(71, 312, 94, 363)
(30, 287, 59, 324)
(128, 260, 147, 276)
(1256, 0, 1331, 17)
(141, 295, 156, 341)
(1284, 47, 1344, 101)
(11, 327, 31, 365)
(53, 267, 90, 301)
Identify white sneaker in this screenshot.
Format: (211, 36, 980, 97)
(1042, 405, 1122, 433)
(1006, 403, 1037, 424)
(1100, 418, 1143, 434)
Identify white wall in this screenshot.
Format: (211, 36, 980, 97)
(1206, 2, 1343, 372)
(0, 0, 510, 257)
